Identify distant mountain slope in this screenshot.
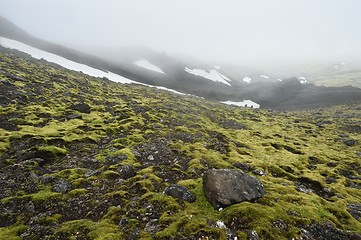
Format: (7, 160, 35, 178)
(1, 15, 361, 110)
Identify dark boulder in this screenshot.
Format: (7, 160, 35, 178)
(203, 169, 265, 209)
(163, 184, 196, 203)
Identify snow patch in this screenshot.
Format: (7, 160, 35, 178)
(0, 37, 135, 84)
(243, 77, 252, 83)
(278, 79, 283, 81)
(214, 65, 220, 69)
(133, 59, 165, 74)
(185, 67, 231, 86)
(221, 100, 260, 108)
(298, 77, 308, 84)
(219, 73, 231, 81)
(260, 74, 269, 79)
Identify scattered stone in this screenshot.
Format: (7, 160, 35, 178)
(70, 103, 91, 113)
(39, 175, 58, 184)
(215, 220, 237, 240)
(118, 165, 136, 179)
(66, 114, 82, 120)
(105, 154, 127, 164)
(52, 179, 72, 193)
(127, 228, 140, 240)
(307, 165, 317, 170)
(325, 177, 336, 184)
(233, 162, 254, 172)
(252, 169, 266, 176)
(0, 79, 13, 86)
(301, 222, 358, 240)
(326, 161, 338, 167)
(345, 180, 361, 189)
(308, 156, 322, 165)
(85, 170, 103, 178)
(144, 219, 162, 234)
(163, 184, 196, 203)
(24, 201, 35, 212)
(7, 73, 27, 82)
(348, 203, 361, 220)
(272, 219, 287, 230)
(341, 138, 358, 146)
(295, 177, 335, 199)
(203, 169, 265, 209)
(119, 218, 129, 227)
(245, 230, 260, 240)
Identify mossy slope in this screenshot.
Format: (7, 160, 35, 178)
(0, 48, 360, 239)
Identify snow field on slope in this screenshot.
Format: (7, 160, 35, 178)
(133, 59, 166, 74)
(185, 67, 231, 86)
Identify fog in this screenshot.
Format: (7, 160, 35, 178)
(1, 0, 361, 67)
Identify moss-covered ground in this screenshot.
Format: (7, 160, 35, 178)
(0, 48, 360, 239)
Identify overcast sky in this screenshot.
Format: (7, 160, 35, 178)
(1, 0, 361, 65)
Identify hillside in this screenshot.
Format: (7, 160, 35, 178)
(0, 47, 361, 239)
(2, 15, 361, 111)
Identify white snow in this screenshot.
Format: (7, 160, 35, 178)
(298, 77, 308, 84)
(278, 79, 283, 81)
(243, 77, 252, 83)
(133, 59, 165, 74)
(334, 65, 339, 68)
(0, 37, 135, 84)
(219, 73, 231, 81)
(260, 74, 269, 79)
(185, 67, 231, 86)
(340, 62, 346, 66)
(153, 86, 186, 95)
(221, 100, 260, 108)
(214, 65, 220, 69)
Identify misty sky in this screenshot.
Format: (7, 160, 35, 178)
(1, 0, 361, 65)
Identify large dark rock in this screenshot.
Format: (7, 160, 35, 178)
(203, 169, 265, 209)
(163, 184, 196, 203)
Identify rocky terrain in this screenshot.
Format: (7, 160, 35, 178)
(0, 47, 361, 239)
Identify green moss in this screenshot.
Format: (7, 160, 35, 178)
(68, 188, 89, 196)
(31, 188, 62, 202)
(1, 51, 361, 239)
(0, 225, 28, 240)
(55, 219, 123, 240)
(38, 145, 67, 155)
(102, 170, 121, 179)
